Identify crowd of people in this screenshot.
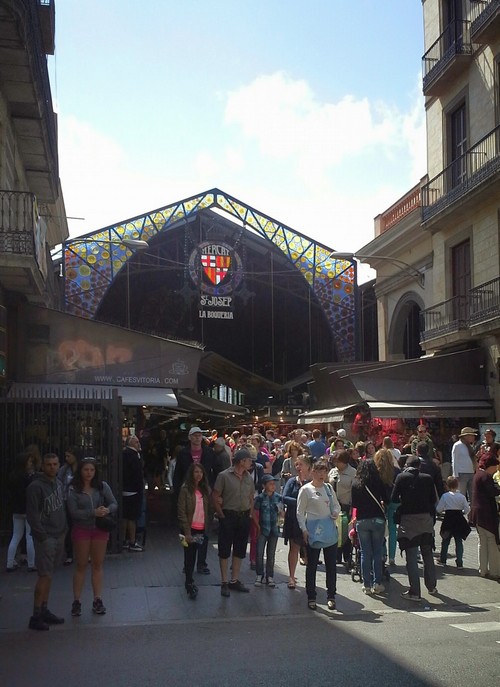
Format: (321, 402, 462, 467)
(4, 423, 500, 630)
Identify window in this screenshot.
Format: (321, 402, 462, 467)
(443, 0, 464, 50)
(451, 239, 471, 322)
(450, 103, 467, 187)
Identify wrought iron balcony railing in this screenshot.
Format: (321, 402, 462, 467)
(469, 276, 500, 324)
(470, 0, 500, 40)
(420, 296, 468, 342)
(0, 190, 38, 255)
(420, 277, 500, 342)
(422, 19, 473, 94)
(422, 124, 500, 221)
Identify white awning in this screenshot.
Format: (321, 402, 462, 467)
(298, 405, 359, 425)
(298, 399, 493, 424)
(7, 383, 177, 408)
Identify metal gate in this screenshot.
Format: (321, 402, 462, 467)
(0, 386, 122, 552)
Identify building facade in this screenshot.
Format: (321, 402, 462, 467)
(0, 0, 68, 378)
(419, 0, 500, 423)
(357, 0, 499, 419)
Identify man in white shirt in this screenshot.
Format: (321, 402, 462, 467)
(451, 427, 477, 504)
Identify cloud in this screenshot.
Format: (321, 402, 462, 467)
(57, 71, 425, 261)
(224, 72, 411, 176)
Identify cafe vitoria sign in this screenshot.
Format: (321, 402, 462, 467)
(188, 241, 243, 320)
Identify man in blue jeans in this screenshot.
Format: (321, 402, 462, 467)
(391, 455, 437, 601)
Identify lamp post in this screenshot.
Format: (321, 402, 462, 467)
(330, 251, 424, 288)
(64, 237, 149, 329)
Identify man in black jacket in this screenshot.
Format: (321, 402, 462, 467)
(417, 441, 444, 499)
(391, 455, 437, 601)
(173, 427, 216, 574)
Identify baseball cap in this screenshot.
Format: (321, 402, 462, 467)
(262, 474, 278, 483)
(233, 447, 253, 462)
(214, 437, 226, 447)
(337, 429, 346, 437)
(188, 426, 203, 436)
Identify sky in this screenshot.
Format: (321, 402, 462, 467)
(49, 0, 426, 271)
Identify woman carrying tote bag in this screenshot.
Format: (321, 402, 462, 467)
(297, 459, 340, 611)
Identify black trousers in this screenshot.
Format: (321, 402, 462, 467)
(183, 530, 207, 587)
(305, 543, 338, 601)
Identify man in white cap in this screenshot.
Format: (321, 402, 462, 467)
(173, 426, 216, 575)
(451, 427, 478, 504)
(335, 428, 353, 449)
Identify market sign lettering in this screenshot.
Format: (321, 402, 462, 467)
(189, 241, 243, 320)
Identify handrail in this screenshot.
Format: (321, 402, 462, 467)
(420, 277, 500, 341)
(422, 19, 472, 84)
(470, 0, 499, 30)
(378, 184, 421, 233)
(422, 123, 500, 220)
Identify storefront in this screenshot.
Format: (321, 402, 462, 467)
(298, 348, 494, 453)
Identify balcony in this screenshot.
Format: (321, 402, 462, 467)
(375, 183, 421, 236)
(420, 277, 500, 344)
(422, 124, 500, 222)
(422, 20, 473, 96)
(470, 0, 500, 43)
(0, 190, 49, 298)
(469, 277, 500, 325)
(0, 0, 59, 202)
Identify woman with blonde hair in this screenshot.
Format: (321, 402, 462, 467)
(374, 448, 400, 566)
(280, 441, 302, 484)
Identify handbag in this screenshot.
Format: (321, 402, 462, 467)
(95, 513, 117, 532)
(306, 484, 338, 549)
(365, 485, 388, 537)
(96, 483, 117, 532)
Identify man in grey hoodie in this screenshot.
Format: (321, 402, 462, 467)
(26, 452, 67, 631)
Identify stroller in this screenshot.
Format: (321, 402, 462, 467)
(349, 525, 362, 583)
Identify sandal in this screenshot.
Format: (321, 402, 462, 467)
(287, 580, 296, 589)
(308, 600, 317, 610)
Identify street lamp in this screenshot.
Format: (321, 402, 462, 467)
(330, 252, 424, 288)
(64, 237, 149, 328)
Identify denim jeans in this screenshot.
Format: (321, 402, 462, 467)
(405, 544, 436, 597)
(7, 514, 35, 568)
(386, 502, 398, 562)
(457, 473, 474, 505)
(256, 533, 278, 578)
(305, 542, 337, 600)
(355, 517, 385, 588)
(440, 535, 464, 566)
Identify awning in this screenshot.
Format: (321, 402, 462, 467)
(6, 383, 177, 408)
(176, 389, 246, 417)
(298, 405, 359, 425)
(366, 400, 493, 419)
(298, 399, 493, 424)
(118, 387, 177, 407)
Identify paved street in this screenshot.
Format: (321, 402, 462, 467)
(0, 495, 499, 686)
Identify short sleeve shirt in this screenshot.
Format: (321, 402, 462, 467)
(214, 467, 254, 512)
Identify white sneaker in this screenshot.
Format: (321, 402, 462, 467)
(361, 586, 373, 595)
(266, 577, 276, 587)
(372, 583, 385, 594)
(254, 576, 264, 587)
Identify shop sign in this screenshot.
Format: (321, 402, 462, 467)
(22, 305, 201, 388)
(188, 241, 243, 320)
